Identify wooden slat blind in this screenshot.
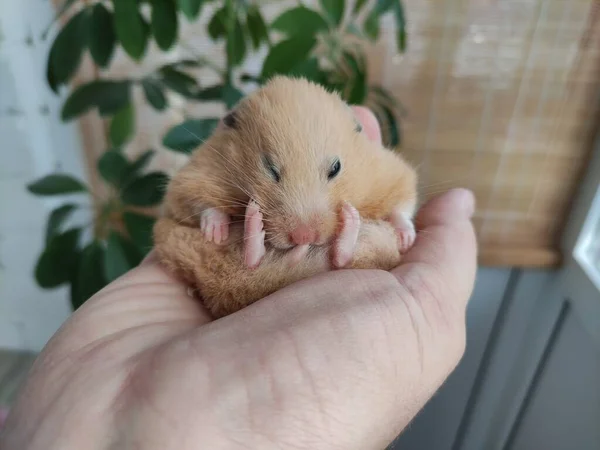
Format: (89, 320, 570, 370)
(383, 0, 600, 267)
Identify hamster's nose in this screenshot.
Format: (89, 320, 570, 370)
(289, 224, 318, 245)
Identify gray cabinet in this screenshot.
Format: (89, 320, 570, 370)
(508, 309, 600, 450)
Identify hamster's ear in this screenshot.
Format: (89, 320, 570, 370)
(351, 106, 382, 145)
(354, 119, 363, 133)
(343, 103, 363, 133)
(220, 110, 238, 129)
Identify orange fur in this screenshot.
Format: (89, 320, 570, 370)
(164, 76, 417, 246)
(154, 217, 401, 318)
(157, 76, 418, 317)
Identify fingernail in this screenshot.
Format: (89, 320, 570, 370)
(453, 188, 475, 218)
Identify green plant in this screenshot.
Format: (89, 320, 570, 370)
(29, 0, 408, 310)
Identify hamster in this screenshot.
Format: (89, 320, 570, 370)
(155, 202, 405, 318)
(154, 76, 418, 317)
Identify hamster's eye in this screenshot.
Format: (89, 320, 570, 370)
(328, 159, 341, 181)
(262, 155, 281, 182)
(223, 111, 237, 128)
(355, 122, 363, 133)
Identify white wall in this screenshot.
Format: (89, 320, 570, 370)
(0, 0, 88, 351)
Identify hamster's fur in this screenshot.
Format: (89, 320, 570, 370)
(154, 215, 402, 318)
(154, 76, 418, 317)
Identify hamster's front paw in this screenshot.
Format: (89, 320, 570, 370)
(200, 208, 230, 245)
(332, 202, 361, 268)
(244, 200, 266, 269)
(389, 207, 416, 254)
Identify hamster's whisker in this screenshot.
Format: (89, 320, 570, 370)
(186, 155, 280, 212)
(191, 199, 248, 209)
(226, 231, 265, 246)
(421, 187, 460, 197)
(183, 193, 248, 208)
(188, 173, 253, 202)
(420, 179, 458, 189)
(241, 232, 266, 243)
(183, 127, 255, 199)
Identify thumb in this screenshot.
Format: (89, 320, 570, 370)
(392, 188, 478, 317)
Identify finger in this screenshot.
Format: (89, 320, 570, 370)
(392, 188, 477, 313)
(332, 202, 361, 268)
(351, 106, 382, 144)
(140, 249, 159, 266)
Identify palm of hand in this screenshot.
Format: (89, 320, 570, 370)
(1, 186, 476, 450)
(1, 107, 477, 450)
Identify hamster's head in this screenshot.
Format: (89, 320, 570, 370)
(211, 76, 416, 249)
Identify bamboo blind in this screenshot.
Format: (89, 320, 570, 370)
(389, 0, 600, 267)
(64, 0, 600, 268)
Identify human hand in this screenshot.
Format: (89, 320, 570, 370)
(1, 105, 477, 449)
(1, 183, 476, 449)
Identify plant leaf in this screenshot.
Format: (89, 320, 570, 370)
(110, 103, 135, 147)
(61, 80, 131, 121)
(287, 58, 324, 83)
(240, 73, 262, 84)
(104, 231, 143, 282)
(89, 4, 116, 68)
(196, 84, 244, 108)
(376, 104, 401, 147)
(393, 0, 407, 52)
(151, 0, 178, 51)
(122, 150, 155, 185)
(72, 241, 107, 309)
(113, 0, 148, 60)
(162, 119, 219, 153)
(375, 0, 395, 14)
(123, 212, 156, 255)
(160, 67, 200, 98)
(42, 0, 79, 40)
(222, 83, 244, 109)
(271, 7, 329, 37)
(196, 84, 223, 101)
(46, 53, 59, 95)
(261, 36, 317, 80)
(27, 174, 87, 196)
(352, 0, 368, 15)
(35, 228, 81, 288)
(363, 10, 380, 40)
(141, 79, 168, 111)
(207, 7, 227, 40)
(178, 0, 204, 21)
(227, 18, 246, 67)
(46, 203, 77, 245)
(343, 51, 367, 104)
(320, 0, 345, 26)
(121, 172, 169, 206)
(98, 150, 130, 187)
(369, 85, 407, 115)
(47, 9, 89, 92)
(345, 22, 364, 38)
(246, 5, 269, 49)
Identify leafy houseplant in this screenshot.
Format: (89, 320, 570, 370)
(28, 0, 408, 310)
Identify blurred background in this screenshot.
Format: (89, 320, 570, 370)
(0, 0, 599, 448)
